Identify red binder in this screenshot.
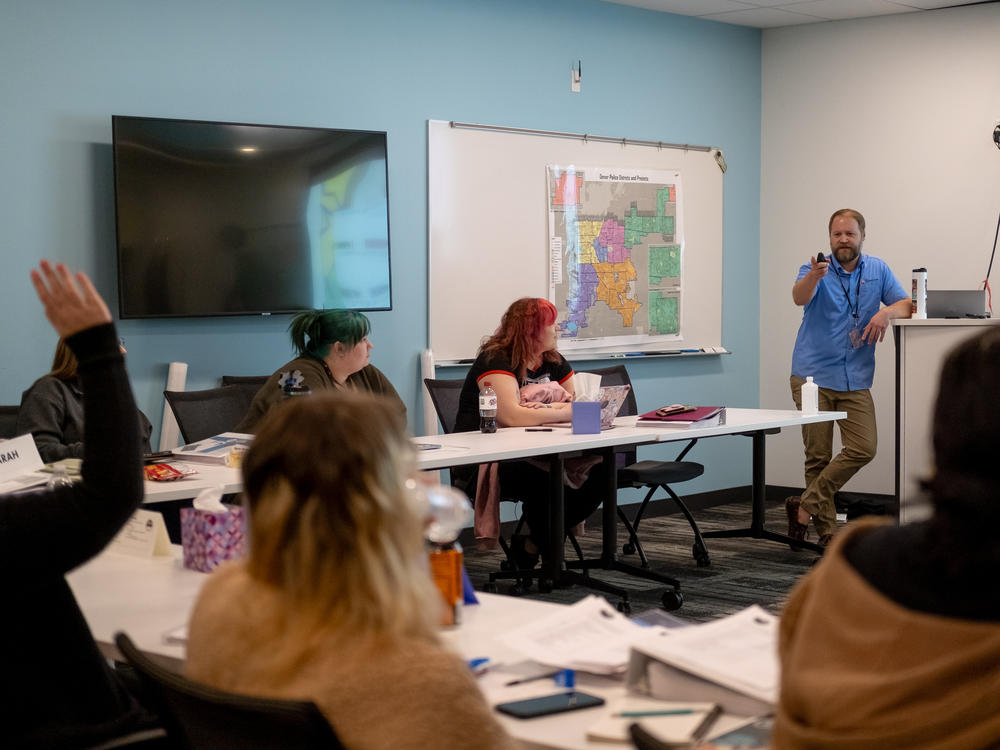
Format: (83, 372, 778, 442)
(638, 406, 724, 423)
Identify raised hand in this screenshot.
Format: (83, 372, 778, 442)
(30, 261, 112, 338)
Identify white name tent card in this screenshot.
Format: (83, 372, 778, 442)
(109, 508, 172, 558)
(0, 434, 48, 493)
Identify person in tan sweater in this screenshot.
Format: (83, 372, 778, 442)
(774, 326, 1000, 749)
(186, 391, 517, 750)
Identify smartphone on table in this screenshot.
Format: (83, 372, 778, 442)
(495, 691, 605, 719)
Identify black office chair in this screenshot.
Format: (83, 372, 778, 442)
(423, 377, 594, 596)
(114, 633, 345, 750)
(220, 375, 269, 387)
(586, 365, 711, 568)
(219, 375, 268, 413)
(164, 387, 254, 444)
(423, 377, 464, 437)
(0, 404, 19, 439)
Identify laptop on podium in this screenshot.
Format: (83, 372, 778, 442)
(926, 289, 988, 318)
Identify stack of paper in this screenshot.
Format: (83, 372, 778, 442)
(499, 595, 655, 674)
(629, 605, 779, 706)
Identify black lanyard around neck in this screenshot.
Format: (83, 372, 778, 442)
(834, 260, 862, 319)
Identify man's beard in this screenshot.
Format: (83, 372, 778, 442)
(834, 243, 860, 264)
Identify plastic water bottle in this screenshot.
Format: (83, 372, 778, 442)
(801, 376, 819, 415)
(424, 485, 473, 627)
(46, 465, 74, 490)
(479, 382, 497, 433)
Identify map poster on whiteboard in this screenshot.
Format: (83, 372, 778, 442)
(547, 165, 684, 351)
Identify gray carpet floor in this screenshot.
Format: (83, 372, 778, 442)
(462, 497, 829, 624)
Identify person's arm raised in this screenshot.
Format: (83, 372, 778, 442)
(30, 260, 112, 336)
(2, 261, 142, 578)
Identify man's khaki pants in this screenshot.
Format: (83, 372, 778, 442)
(790, 375, 877, 536)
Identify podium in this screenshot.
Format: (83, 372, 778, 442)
(893, 318, 1000, 523)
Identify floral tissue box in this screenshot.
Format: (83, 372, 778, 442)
(180, 505, 246, 573)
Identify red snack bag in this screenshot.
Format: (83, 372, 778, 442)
(144, 463, 185, 482)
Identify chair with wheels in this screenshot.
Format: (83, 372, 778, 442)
(585, 365, 711, 569)
(424, 378, 608, 596)
(114, 632, 345, 750)
(164, 387, 255, 444)
(0, 404, 19, 439)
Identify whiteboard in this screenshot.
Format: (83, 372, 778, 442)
(428, 120, 723, 364)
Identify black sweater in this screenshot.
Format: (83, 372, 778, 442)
(0, 323, 149, 748)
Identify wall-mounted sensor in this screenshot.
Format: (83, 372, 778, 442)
(713, 149, 727, 173)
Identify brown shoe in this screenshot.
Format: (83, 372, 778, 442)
(817, 534, 833, 549)
(785, 496, 809, 550)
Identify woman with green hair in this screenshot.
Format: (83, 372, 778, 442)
(236, 309, 404, 432)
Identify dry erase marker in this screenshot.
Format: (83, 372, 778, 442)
(526, 427, 553, 432)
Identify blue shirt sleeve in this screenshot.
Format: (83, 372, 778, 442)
(880, 263, 908, 306)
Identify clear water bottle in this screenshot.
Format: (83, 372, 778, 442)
(421, 485, 472, 627)
(46, 465, 74, 490)
(801, 376, 819, 415)
(479, 382, 497, 433)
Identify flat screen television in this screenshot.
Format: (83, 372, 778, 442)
(112, 115, 392, 318)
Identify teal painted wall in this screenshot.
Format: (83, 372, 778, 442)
(0, 0, 761, 491)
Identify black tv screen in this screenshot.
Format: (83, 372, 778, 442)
(112, 116, 392, 318)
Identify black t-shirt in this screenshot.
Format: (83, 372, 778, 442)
(454, 350, 573, 433)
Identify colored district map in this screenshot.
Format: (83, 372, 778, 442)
(548, 167, 681, 342)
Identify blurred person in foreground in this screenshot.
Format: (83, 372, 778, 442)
(774, 326, 1000, 749)
(1, 262, 153, 748)
(186, 391, 516, 750)
(236, 308, 404, 432)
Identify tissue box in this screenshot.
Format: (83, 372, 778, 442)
(572, 401, 601, 434)
(180, 505, 246, 572)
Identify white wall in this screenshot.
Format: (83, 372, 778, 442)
(760, 4, 1000, 493)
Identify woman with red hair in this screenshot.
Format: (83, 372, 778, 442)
(454, 297, 604, 570)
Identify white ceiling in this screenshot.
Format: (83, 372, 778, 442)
(600, 0, 992, 28)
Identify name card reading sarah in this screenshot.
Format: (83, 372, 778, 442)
(0, 434, 45, 489)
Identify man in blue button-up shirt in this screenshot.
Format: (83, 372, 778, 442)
(786, 209, 911, 547)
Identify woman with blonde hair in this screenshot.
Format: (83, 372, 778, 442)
(186, 391, 515, 750)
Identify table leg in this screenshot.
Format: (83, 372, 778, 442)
(545, 453, 565, 582)
(701, 430, 823, 553)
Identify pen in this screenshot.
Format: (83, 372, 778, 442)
(503, 670, 563, 686)
(615, 709, 696, 718)
(690, 704, 724, 742)
(526, 427, 553, 432)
